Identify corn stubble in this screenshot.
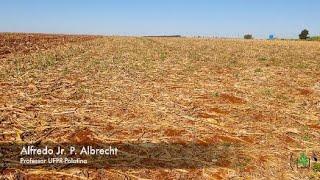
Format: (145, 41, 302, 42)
(1, 34, 320, 179)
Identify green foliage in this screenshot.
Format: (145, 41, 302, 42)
(244, 34, 253, 39)
(212, 92, 220, 97)
(33, 54, 59, 71)
(302, 134, 310, 141)
(313, 163, 320, 172)
(309, 36, 320, 41)
(255, 68, 262, 73)
(295, 62, 308, 69)
(160, 52, 166, 61)
(262, 89, 273, 96)
(299, 29, 309, 40)
(258, 57, 268, 61)
(297, 153, 309, 167)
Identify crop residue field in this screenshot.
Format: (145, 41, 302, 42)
(0, 33, 320, 179)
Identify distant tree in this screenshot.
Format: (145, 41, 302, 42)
(244, 34, 253, 39)
(310, 36, 320, 41)
(299, 29, 309, 40)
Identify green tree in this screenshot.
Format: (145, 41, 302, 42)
(299, 29, 309, 40)
(244, 34, 253, 39)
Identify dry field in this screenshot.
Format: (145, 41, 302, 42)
(0, 33, 320, 179)
(0, 33, 99, 59)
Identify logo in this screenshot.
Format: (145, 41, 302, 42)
(290, 151, 320, 172)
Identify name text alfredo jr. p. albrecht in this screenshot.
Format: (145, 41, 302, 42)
(20, 145, 118, 156)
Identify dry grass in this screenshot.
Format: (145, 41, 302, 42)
(0, 33, 100, 59)
(1, 34, 320, 179)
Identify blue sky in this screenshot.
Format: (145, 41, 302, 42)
(1, 0, 319, 38)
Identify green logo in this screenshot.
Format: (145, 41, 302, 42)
(297, 153, 310, 168)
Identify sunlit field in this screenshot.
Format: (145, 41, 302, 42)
(1, 33, 320, 179)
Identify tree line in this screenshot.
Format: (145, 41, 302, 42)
(244, 29, 317, 40)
